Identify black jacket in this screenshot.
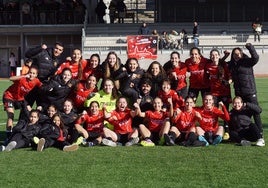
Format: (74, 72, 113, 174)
(12, 120, 41, 140)
(116, 67, 145, 94)
(228, 44, 259, 96)
(38, 122, 61, 140)
(59, 111, 78, 129)
(229, 102, 262, 131)
(25, 46, 62, 82)
(39, 75, 76, 111)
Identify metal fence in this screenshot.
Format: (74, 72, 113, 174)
(0, 10, 85, 25)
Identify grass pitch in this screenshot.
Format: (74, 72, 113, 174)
(0, 78, 267, 188)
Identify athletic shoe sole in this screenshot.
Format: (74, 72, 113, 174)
(63, 144, 79, 152)
(5, 141, 17, 152)
(37, 138, 45, 152)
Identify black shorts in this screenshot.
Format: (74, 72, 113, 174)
(174, 132, 187, 144)
(3, 98, 24, 110)
(150, 131, 160, 144)
(87, 132, 102, 141)
(117, 133, 129, 145)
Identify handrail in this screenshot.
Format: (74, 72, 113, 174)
(0, 10, 86, 25)
(83, 34, 268, 55)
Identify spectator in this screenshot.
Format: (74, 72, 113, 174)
(73, 0, 86, 24)
(192, 21, 199, 47)
(109, 0, 117, 23)
(168, 30, 180, 49)
(9, 52, 17, 76)
(252, 17, 262, 42)
(179, 29, 188, 49)
(138, 22, 150, 35)
(95, 0, 107, 23)
(159, 31, 169, 49)
(116, 0, 127, 23)
(21, 2, 32, 24)
(5, 2, 19, 24)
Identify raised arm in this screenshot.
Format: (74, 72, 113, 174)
(133, 102, 145, 117)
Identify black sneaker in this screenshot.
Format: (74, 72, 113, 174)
(164, 134, 175, 146)
(191, 140, 207, 147)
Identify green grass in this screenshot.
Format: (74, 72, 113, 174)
(0, 78, 268, 188)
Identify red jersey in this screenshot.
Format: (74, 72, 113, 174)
(195, 105, 230, 132)
(108, 108, 133, 134)
(205, 61, 231, 97)
(75, 111, 105, 133)
(169, 63, 187, 90)
(82, 66, 103, 81)
(3, 77, 42, 101)
(173, 109, 198, 132)
(69, 81, 98, 109)
(158, 89, 184, 109)
(185, 57, 210, 89)
(145, 110, 169, 132)
(55, 60, 87, 79)
(57, 128, 65, 142)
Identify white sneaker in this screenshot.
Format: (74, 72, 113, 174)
(5, 141, 17, 151)
(37, 138, 45, 152)
(0, 145, 5, 152)
(102, 138, 117, 147)
(256, 138, 265, 147)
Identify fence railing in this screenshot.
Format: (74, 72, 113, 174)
(82, 34, 268, 56)
(0, 10, 85, 25)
